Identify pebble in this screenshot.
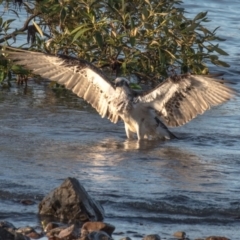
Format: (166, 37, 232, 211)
(0, 221, 16, 229)
(26, 231, 43, 239)
(20, 199, 35, 205)
(57, 224, 78, 239)
(16, 226, 35, 234)
(133, 233, 144, 238)
(44, 222, 61, 232)
(119, 237, 132, 240)
(0, 220, 233, 240)
(173, 231, 186, 239)
(81, 222, 115, 237)
(46, 226, 68, 238)
(143, 234, 161, 240)
(205, 237, 230, 240)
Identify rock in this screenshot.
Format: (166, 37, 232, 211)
(16, 226, 43, 239)
(38, 177, 104, 222)
(205, 237, 230, 240)
(88, 231, 112, 240)
(46, 226, 67, 238)
(81, 222, 115, 237)
(0, 227, 15, 240)
(20, 199, 35, 205)
(143, 234, 161, 240)
(44, 222, 61, 232)
(173, 231, 186, 239)
(0, 226, 30, 240)
(126, 231, 138, 234)
(16, 226, 35, 234)
(112, 231, 125, 235)
(0, 221, 16, 229)
(133, 234, 144, 238)
(26, 231, 43, 239)
(57, 224, 79, 239)
(119, 237, 132, 240)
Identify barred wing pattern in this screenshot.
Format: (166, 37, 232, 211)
(4, 48, 120, 123)
(136, 74, 235, 127)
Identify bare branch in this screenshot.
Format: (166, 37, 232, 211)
(0, 13, 40, 43)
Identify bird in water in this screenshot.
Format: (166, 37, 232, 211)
(1, 47, 235, 140)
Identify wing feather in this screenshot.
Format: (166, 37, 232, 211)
(136, 73, 235, 127)
(3, 47, 120, 123)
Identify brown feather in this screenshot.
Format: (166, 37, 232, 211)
(136, 74, 235, 127)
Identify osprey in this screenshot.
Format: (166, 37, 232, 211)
(2, 47, 235, 140)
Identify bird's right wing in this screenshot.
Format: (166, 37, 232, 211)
(2, 47, 120, 123)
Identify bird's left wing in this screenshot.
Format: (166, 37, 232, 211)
(135, 73, 235, 127)
(2, 47, 120, 123)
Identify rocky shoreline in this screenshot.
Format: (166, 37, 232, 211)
(0, 219, 231, 240)
(0, 178, 231, 240)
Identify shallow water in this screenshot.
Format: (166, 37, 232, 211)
(1, 1, 240, 240)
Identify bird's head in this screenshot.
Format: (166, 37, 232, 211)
(114, 77, 130, 88)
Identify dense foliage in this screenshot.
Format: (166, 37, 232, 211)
(0, 0, 229, 87)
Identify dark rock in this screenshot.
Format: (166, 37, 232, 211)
(20, 199, 35, 205)
(205, 237, 230, 240)
(0, 221, 16, 229)
(0, 226, 30, 240)
(0, 227, 14, 240)
(38, 177, 104, 222)
(126, 231, 138, 234)
(143, 234, 161, 240)
(81, 222, 115, 237)
(112, 231, 125, 235)
(133, 234, 144, 238)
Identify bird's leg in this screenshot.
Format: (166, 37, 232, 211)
(124, 123, 135, 139)
(136, 118, 145, 140)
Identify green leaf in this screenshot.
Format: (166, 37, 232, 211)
(183, 22, 200, 32)
(72, 28, 92, 42)
(71, 24, 90, 35)
(194, 11, 208, 21)
(212, 59, 230, 67)
(94, 31, 104, 49)
(163, 49, 176, 60)
(213, 45, 228, 56)
(0, 70, 6, 83)
(129, 36, 135, 47)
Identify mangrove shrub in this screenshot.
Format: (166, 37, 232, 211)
(0, 0, 229, 85)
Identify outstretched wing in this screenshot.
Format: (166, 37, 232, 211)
(3, 47, 120, 123)
(136, 73, 235, 127)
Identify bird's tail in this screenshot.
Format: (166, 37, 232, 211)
(154, 117, 178, 139)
